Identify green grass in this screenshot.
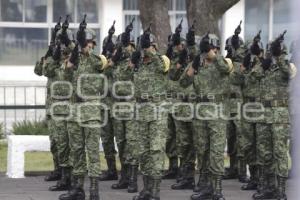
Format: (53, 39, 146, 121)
(12, 120, 49, 136)
(0, 123, 4, 139)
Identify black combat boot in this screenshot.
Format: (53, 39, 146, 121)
(212, 175, 225, 200)
(171, 164, 195, 190)
(276, 176, 287, 200)
(149, 177, 161, 200)
(49, 167, 71, 191)
(238, 160, 249, 183)
(253, 167, 276, 199)
(163, 157, 178, 179)
(44, 167, 61, 181)
(133, 175, 151, 200)
(99, 157, 118, 181)
(193, 173, 209, 192)
(59, 176, 85, 200)
(89, 177, 100, 200)
(241, 165, 258, 190)
(190, 183, 213, 200)
(224, 156, 238, 180)
(128, 165, 138, 193)
(111, 164, 129, 189)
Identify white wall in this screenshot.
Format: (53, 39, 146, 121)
(0, 66, 46, 82)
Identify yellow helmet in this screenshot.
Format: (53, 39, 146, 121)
(161, 55, 170, 72)
(99, 54, 108, 70)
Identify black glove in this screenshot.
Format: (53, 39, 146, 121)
(270, 42, 282, 57)
(45, 45, 54, 59)
(243, 53, 252, 71)
(52, 45, 61, 61)
(250, 43, 261, 56)
(69, 43, 79, 66)
(262, 58, 272, 71)
(231, 35, 240, 50)
(192, 54, 201, 74)
(178, 48, 188, 66)
(112, 46, 122, 63)
(140, 34, 151, 49)
(131, 51, 141, 72)
(200, 36, 211, 53)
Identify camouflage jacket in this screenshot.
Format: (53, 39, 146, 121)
(134, 50, 168, 122)
(64, 53, 105, 123)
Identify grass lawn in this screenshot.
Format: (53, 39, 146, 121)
(0, 140, 232, 173)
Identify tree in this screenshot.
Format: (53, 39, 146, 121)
(185, 0, 240, 36)
(138, 0, 171, 52)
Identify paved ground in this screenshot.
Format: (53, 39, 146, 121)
(0, 174, 297, 200)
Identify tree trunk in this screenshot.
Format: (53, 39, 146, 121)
(185, 0, 240, 37)
(138, 0, 171, 52)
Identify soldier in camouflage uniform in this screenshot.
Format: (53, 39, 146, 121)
(59, 24, 107, 200)
(131, 27, 170, 200)
(180, 34, 232, 200)
(253, 31, 294, 200)
(34, 21, 62, 182)
(223, 22, 249, 183)
(238, 32, 274, 194)
(98, 21, 118, 181)
(109, 19, 139, 193)
(167, 22, 197, 190)
(44, 30, 75, 192)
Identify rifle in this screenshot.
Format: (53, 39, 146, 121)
(231, 20, 242, 49)
(132, 24, 152, 71)
(52, 41, 61, 61)
(60, 15, 71, 46)
(121, 18, 135, 46)
(172, 18, 183, 46)
(69, 43, 79, 67)
(271, 30, 287, 56)
(186, 20, 196, 46)
(77, 14, 87, 48)
(45, 16, 62, 59)
(250, 30, 262, 56)
(102, 20, 116, 57)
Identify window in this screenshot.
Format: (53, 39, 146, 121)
(245, 0, 270, 46)
(0, 28, 48, 65)
(0, 0, 101, 66)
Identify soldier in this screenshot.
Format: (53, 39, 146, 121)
(99, 21, 118, 181)
(34, 17, 62, 182)
(131, 26, 170, 200)
(223, 21, 249, 183)
(45, 26, 75, 192)
(180, 33, 233, 200)
(239, 31, 267, 193)
(109, 19, 139, 193)
(59, 16, 107, 200)
(167, 20, 196, 190)
(253, 31, 295, 200)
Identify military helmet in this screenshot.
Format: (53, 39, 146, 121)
(225, 36, 244, 50)
(208, 34, 220, 49)
(85, 28, 97, 45)
(55, 29, 74, 44)
(199, 33, 220, 52)
(102, 35, 118, 48)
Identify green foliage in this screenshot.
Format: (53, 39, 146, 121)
(12, 120, 49, 136)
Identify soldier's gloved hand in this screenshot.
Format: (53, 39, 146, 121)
(69, 43, 79, 67)
(112, 46, 122, 63)
(270, 41, 282, 57)
(131, 51, 141, 66)
(262, 58, 272, 71)
(52, 45, 61, 61)
(250, 43, 261, 56)
(141, 34, 151, 49)
(192, 54, 201, 74)
(178, 48, 188, 66)
(45, 45, 54, 59)
(60, 34, 71, 47)
(243, 53, 252, 71)
(231, 35, 240, 50)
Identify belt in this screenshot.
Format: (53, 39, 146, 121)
(262, 100, 289, 107)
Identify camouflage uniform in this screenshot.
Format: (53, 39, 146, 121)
(180, 54, 231, 199)
(134, 50, 169, 199)
(64, 52, 105, 178)
(168, 45, 197, 189)
(35, 58, 60, 180)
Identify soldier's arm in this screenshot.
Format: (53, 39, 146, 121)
(44, 60, 60, 78)
(179, 65, 194, 88)
(213, 55, 232, 74)
(230, 63, 245, 85)
(34, 60, 43, 76)
(168, 62, 183, 81)
(277, 56, 290, 78)
(250, 58, 264, 80)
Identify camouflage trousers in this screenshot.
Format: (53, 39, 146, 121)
(113, 119, 140, 165)
(52, 118, 70, 167)
(256, 123, 290, 178)
(100, 111, 117, 160)
(165, 114, 177, 159)
(174, 120, 195, 168)
(138, 118, 168, 177)
(67, 121, 101, 177)
(226, 118, 242, 169)
(47, 116, 60, 170)
(192, 119, 226, 176)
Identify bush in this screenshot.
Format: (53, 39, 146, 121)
(12, 120, 49, 135)
(0, 123, 4, 139)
